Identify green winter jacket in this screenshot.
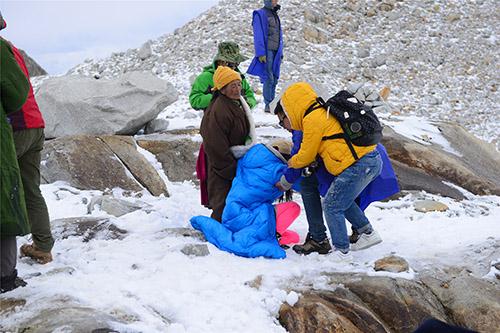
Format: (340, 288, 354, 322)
(189, 63, 257, 110)
(0, 38, 30, 237)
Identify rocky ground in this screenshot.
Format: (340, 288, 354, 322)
(2, 1, 498, 332)
(68, 0, 499, 149)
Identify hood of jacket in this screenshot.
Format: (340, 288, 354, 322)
(280, 82, 323, 131)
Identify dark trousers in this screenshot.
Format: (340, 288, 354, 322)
(13, 128, 54, 252)
(300, 175, 327, 242)
(1, 237, 17, 278)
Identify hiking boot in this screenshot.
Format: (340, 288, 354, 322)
(350, 230, 382, 251)
(349, 228, 360, 244)
(292, 234, 332, 255)
(0, 270, 27, 293)
(20, 244, 53, 264)
(330, 250, 353, 263)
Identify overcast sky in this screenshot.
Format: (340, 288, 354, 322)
(0, 1, 219, 75)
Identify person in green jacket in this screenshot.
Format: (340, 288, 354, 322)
(0, 36, 31, 293)
(189, 41, 257, 110)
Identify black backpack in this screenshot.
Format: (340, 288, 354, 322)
(304, 90, 383, 160)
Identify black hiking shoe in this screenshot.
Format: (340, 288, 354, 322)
(292, 233, 332, 255)
(0, 269, 27, 294)
(349, 228, 360, 244)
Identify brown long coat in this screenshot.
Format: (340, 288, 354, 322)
(200, 93, 250, 221)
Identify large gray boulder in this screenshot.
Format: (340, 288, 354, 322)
(280, 270, 500, 333)
(420, 270, 500, 333)
(37, 72, 178, 138)
(41, 136, 142, 192)
(382, 123, 500, 197)
(40, 135, 168, 196)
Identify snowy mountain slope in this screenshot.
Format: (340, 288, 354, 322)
(2, 1, 499, 332)
(68, 0, 499, 148)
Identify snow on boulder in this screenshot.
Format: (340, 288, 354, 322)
(37, 71, 178, 138)
(136, 131, 200, 182)
(382, 122, 500, 197)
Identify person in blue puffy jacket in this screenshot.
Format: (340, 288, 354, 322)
(191, 143, 300, 259)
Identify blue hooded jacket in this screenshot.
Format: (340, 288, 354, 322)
(247, 8, 284, 83)
(284, 131, 400, 209)
(191, 144, 287, 259)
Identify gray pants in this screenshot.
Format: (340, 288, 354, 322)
(14, 128, 54, 252)
(1, 237, 17, 278)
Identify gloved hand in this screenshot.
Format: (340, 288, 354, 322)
(301, 161, 319, 177)
(275, 175, 292, 192)
(275, 181, 287, 192)
(204, 85, 213, 95)
(258, 55, 267, 63)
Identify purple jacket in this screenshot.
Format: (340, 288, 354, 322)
(247, 8, 284, 83)
(285, 131, 400, 210)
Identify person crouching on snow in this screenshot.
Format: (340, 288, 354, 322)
(274, 82, 383, 263)
(191, 142, 300, 259)
(200, 66, 256, 222)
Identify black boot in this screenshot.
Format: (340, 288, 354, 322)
(292, 233, 332, 255)
(0, 269, 27, 293)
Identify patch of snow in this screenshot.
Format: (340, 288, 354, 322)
(384, 116, 463, 156)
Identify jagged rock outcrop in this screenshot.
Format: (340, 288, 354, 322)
(18, 49, 48, 77)
(37, 71, 178, 138)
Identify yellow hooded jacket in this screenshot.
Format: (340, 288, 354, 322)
(282, 82, 376, 176)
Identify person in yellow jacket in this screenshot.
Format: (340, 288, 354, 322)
(274, 82, 383, 262)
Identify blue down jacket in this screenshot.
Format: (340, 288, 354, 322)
(247, 8, 284, 83)
(191, 144, 287, 259)
(285, 131, 400, 209)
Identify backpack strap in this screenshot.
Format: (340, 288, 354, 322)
(305, 96, 360, 160)
(322, 133, 359, 160)
(303, 97, 325, 118)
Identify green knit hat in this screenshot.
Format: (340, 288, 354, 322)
(214, 42, 248, 64)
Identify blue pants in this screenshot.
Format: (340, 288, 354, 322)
(323, 150, 382, 252)
(300, 175, 327, 242)
(263, 49, 278, 107)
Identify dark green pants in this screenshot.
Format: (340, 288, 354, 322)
(13, 128, 53, 252)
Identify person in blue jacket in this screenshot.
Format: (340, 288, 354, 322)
(247, 0, 284, 113)
(191, 144, 292, 259)
(278, 130, 399, 255)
